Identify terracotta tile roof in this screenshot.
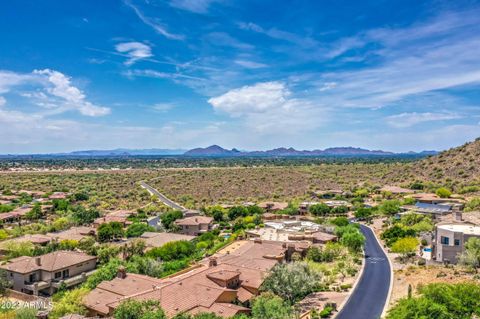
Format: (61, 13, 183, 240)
(85, 240, 289, 318)
(312, 231, 338, 243)
(94, 216, 128, 225)
(236, 287, 254, 303)
(1, 234, 52, 247)
(189, 303, 249, 318)
(49, 192, 68, 199)
(206, 270, 241, 282)
(175, 216, 213, 226)
(0, 251, 96, 274)
(258, 202, 288, 210)
(47, 226, 96, 241)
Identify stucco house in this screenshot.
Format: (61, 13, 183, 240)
(0, 251, 97, 295)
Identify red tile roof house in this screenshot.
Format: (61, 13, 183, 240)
(0, 251, 97, 296)
(93, 210, 136, 228)
(84, 240, 296, 318)
(258, 202, 289, 213)
(49, 192, 69, 200)
(174, 216, 214, 236)
(0, 206, 32, 225)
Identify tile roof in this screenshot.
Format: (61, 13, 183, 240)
(47, 226, 96, 241)
(85, 240, 288, 318)
(0, 251, 96, 274)
(175, 216, 213, 226)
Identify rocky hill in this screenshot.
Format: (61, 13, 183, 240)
(390, 138, 480, 192)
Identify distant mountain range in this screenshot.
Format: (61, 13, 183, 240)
(183, 145, 437, 157)
(67, 148, 186, 156)
(0, 145, 438, 157)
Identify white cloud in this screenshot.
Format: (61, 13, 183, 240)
(208, 81, 289, 115)
(319, 82, 337, 92)
(169, 0, 218, 14)
(234, 60, 267, 69)
(386, 112, 462, 128)
(0, 70, 36, 94)
(309, 9, 480, 110)
(208, 81, 327, 134)
(115, 42, 153, 65)
(123, 69, 203, 81)
(33, 69, 110, 116)
(0, 69, 109, 117)
(152, 103, 175, 112)
(124, 0, 184, 40)
(205, 32, 254, 50)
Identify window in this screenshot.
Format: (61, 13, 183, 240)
(55, 272, 62, 279)
(440, 236, 449, 245)
(454, 239, 461, 246)
(62, 269, 70, 278)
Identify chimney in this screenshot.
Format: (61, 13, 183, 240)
(455, 211, 463, 222)
(35, 257, 41, 266)
(209, 257, 218, 267)
(117, 266, 127, 279)
(254, 238, 262, 244)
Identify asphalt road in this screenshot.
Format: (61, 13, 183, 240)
(336, 224, 391, 319)
(140, 181, 186, 211)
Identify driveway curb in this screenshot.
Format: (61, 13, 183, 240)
(333, 244, 367, 318)
(364, 223, 394, 318)
(332, 224, 367, 319)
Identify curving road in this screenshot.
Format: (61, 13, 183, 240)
(140, 181, 186, 211)
(336, 224, 391, 319)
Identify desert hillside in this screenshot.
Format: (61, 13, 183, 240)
(396, 138, 480, 193)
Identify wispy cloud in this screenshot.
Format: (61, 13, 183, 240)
(386, 112, 462, 128)
(169, 0, 219, 14)
(152, 103, 175, 112)
(204, 32, 254, 50)
(115, 41, 153, 65)
(237, 22, 318, 48)
(123, 69, 204, 81)
(124, 0, 184, 40)
(234, 60, 267, 69)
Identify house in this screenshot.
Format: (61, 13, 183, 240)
(298, 202, 319, 215)
(183, 209, 201, 217)
(0, 206, 32, 225)
(258, 202, 288, 212)
(433, 222, 480, 264)
(174, 216, 214, 236)
(84, 240, 292, 318)
(49, 192, 68, 200)
(47, 226, 97, 242)
(138, 232, 195, 249)
(407, 193, 464, 205)
(324, 200, 350, 208)
(93, 210, 135, 228)
(0, 251, 97, 296)
(246, 219, 336, 245)
(312, 189, 345, 199)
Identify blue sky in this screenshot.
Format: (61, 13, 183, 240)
(1, 0, 480, 153)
